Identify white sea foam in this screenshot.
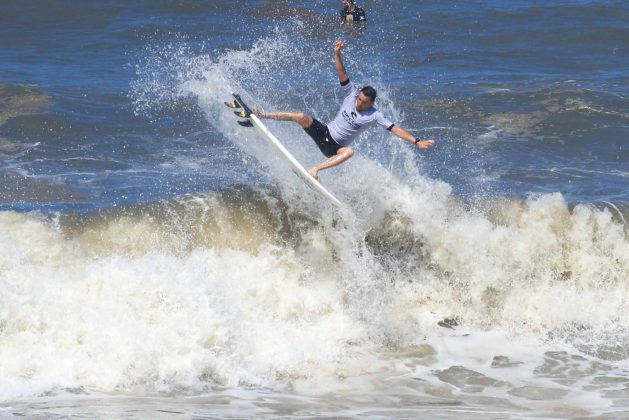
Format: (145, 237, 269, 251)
(0, 173, 627, 417)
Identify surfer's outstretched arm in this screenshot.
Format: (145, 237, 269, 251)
(390, 125, 435, 149)
(334, 40, 349, 84)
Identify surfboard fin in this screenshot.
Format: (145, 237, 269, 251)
(234, 110, 250, 118)
(237, 119, 254, 127)
(224, 100, 241, 109)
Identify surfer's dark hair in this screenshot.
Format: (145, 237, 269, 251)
(361, 86, 377, 102)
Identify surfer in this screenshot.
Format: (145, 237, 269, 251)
(254, 40, 435, 181)
(340, 0, 366, 23)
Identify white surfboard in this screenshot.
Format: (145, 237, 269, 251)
(229, 93, 343, 208)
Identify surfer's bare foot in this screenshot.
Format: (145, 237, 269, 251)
(308, 167, 320, 182)
(253, 106, 268, 119)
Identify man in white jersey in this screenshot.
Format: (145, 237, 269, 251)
(254, 40, 435, 180)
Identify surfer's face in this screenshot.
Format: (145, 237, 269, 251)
(355, 92, 373, 112)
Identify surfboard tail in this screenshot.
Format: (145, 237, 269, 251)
(231, 93, 253, 116)
(227, 93, 256, 127)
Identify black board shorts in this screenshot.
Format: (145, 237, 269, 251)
(303, 118, 342, 158)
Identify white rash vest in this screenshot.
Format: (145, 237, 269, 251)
(326, 81, 394, 147)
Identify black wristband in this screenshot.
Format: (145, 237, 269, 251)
(414, 138, 420, 145)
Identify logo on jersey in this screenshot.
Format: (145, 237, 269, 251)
(342, 110, 361, 129)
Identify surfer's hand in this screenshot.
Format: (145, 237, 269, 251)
(334, 40, 345, 53)
(415, 139, 435, 149)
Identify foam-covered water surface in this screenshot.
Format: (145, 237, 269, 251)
(0, 185, 628, 416)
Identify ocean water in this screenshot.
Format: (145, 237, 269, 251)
(0, 0, 628, 418)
